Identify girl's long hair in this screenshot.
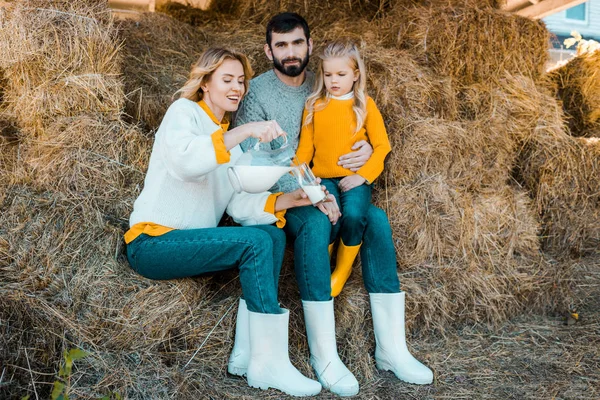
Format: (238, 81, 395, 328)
(304, 39, 367, 134)
(174, 47, 253, 102)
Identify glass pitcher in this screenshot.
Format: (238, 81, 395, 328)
(228, 136, 298, 193)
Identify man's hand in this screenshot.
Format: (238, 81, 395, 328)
(339, 175, 366, 192)
(317, 194, 341, 225)
(337, 140, 373, 171)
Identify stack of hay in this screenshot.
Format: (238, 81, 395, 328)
(528, 40, 600, 255)
(1, 0, 598, 398)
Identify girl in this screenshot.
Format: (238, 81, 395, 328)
(296, 39, 391, 297)
(125, 47, 322, 397)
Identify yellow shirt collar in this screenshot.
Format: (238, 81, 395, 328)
(198, 99, 230, 132)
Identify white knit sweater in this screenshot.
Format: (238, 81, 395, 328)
(129, 98, 278, 229)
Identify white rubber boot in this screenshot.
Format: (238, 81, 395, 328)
(227, 298, 249, 377)
(303, 299, 359, 396)
(247, 309, 322, 397)
(369, 292, 433, 384)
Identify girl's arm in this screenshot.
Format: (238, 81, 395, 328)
(355, 98, 391, 184)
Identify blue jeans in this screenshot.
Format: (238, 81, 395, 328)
(126, 225, 285, 314)
(321, 178, 371, 246)
(284, 204, 400, 301)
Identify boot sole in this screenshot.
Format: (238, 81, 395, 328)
(320, 381, 359, 397)
(248, 379, 321, 397)
(227, 364, 247, 377)
(314, 370, 359, 396)
(376, 360, 433, 385)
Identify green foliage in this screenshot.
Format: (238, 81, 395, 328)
(45, 348, 122, 400)
(50, 348, 89, 400)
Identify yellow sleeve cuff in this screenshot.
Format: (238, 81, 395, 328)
(211, 128, 230, 164)
(124, 222, 175, 244)
(264, 192, 287, 228)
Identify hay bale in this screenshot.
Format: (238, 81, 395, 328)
(387, 117, 516, 190)
(0, 1, 123, 129)
(378, 177, 540, 268)
(363, 47, 457, 122)
(547, 48, 600, 137)
(119, 12, 210, 131)
(463, 74, 600, 255)
(385, 5, 549, 86)
(370, 179, 567, 332)
(15, 115, 150, 216)
(530, 137, 600, 255)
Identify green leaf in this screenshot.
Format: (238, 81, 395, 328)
(68, 349, 89, 361)
(20, 396, 30, 400)
(64, 356, 73, 377)
(51, 381, 66, 400)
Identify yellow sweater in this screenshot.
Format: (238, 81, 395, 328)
(296, 96, 391, 184)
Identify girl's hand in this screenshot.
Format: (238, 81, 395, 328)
(317, 194, 341, 225)
(337, 140, 373, 171)
(339, 175, 366, 192)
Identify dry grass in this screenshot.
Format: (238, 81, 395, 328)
(0, 1, 123, 130)
(531, 137, 600, 255)
(381, 4, 550, 86)
(119, 12, 210, 130)
(388, 117, 516, 190)
(547, 48, 600, 137)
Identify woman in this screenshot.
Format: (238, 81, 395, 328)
(124, 47, 321, 397)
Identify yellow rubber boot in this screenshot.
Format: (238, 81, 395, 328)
(331, 241, 361, 297)
(328, 242, 335, 259)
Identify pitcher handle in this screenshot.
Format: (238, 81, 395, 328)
(227, 167, 244, 193)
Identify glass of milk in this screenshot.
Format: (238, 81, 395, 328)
(291, 163, 326, 205)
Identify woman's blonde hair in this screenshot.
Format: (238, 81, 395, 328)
(174, 47, 253, 102)
(304, 39, 367, 134)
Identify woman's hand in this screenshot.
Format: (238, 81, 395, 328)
(274, 188, 313, 211)
(339, 175, 366, 192)
(317, 194, 341, 225)
(224, 120, 287, 150)
(337, 140, 373, 171)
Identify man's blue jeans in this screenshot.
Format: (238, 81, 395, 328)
(126, 225, 285, 314)
(284, 204, 400, 301)
(321, 178, 371, 246)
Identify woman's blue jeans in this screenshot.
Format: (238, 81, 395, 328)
(126, 225, 285, 314)
(321, 178, 371, 246)
(284, 204, 400, 301)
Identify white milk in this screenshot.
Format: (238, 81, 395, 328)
(228, 166, 292, 193)
(301, 184, 326, 204)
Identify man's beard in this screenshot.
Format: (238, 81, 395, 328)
(272, 52, 309, 77)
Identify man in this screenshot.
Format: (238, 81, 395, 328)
(229, 12, 433, 397)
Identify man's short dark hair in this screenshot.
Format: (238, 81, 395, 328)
(266, 12, 310, 47)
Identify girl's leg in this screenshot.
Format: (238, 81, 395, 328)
(337, 183, 371, 246)
(361, 205, 400, 293)
(126, 226, 282, 313)
(320, 178, 342, 243)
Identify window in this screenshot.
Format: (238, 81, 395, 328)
(565, 2, 587, 22)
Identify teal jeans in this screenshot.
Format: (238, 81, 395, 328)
(126, 225, 285, 313)
(321, 178, 371, 246)
(284, 204, 400, 301)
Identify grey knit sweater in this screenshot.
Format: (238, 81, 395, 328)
(234, 69, 315, 193)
